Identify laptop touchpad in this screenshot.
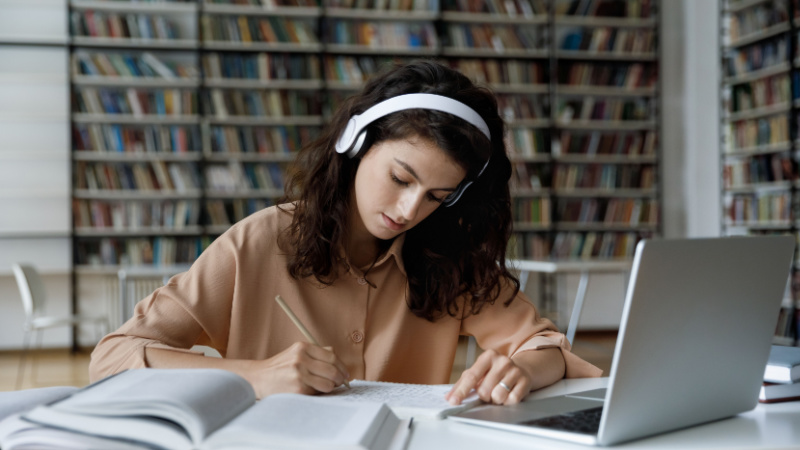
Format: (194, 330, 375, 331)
(565, 388, 607, 400)
(456, 394, 604, 424)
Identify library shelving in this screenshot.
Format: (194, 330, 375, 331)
(440, 0, 661, 261)
(548, 0, 659, 262)
(65, 0, 663, 270)
(200, 0, 324, 234)
(720, 0, 798, 345)
(321, 1, 440, 113)
(69, 0, 204, 274)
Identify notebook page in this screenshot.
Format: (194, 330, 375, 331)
(322, 380, 482, 419)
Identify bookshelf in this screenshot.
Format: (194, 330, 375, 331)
(441, 0, 661, 261)
(720, 0, 798, 345)
(65, 0, 664, 266)
(200, 0, 324, 234)
(69, 0, 204, 274)
(547, 0, 659, 261)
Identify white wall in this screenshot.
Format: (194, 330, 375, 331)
(0, 0, 75, 350)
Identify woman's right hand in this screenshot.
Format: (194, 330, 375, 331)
(245, 341, 350, 399)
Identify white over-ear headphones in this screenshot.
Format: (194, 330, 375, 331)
(334, 93, 492, 207)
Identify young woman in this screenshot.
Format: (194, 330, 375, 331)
(89, 60, 601, 406)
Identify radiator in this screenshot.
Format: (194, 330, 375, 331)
(107, 275, 168, 328)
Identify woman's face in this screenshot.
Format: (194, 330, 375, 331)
(351, 136, 467, 242)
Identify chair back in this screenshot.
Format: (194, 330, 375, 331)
(11, 263, 46, 320)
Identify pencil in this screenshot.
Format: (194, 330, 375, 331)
(274, 295, 350, 389)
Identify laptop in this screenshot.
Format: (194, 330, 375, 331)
(451, 236, 794, 446)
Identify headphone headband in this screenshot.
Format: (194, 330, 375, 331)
(335, 93, 491, 157)
(334, 93, 492, 206)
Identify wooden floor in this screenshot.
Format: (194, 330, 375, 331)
(0, 331, 616, 392)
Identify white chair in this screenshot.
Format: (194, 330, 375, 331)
(12, 263, 110, 390)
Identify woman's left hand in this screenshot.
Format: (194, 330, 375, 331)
(445, 349, 533, 406)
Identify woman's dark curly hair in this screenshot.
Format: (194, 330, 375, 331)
(279, 60, 519, 321)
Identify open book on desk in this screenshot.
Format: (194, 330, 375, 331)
(0, 369, 410, 450)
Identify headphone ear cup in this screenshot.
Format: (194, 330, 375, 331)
(350, 128, 375, 159)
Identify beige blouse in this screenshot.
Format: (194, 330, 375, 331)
(89, 205, 602, 383)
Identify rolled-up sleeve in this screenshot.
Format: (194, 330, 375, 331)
(462, 282, 603, 379)
(89, 225, 240, 382)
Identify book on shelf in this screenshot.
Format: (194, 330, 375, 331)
(73, 199, 201, 230)
(553, 164, 654, 190)
(497, 94, 545, 120)
(75, 87, 198, 116)
(450, 58, 545, 86)
(558, 0, 652, 17)
(74, 124, 201, 154)
(329, 0, 437, 11)
(443, 0, 546, 16)
(203, 52, 321, 82)
(506, 128, 546, 157)
(509, 232, 550, 259)
(75, 236, 205, 267)
(509, 161, 544, 190)
(560, 28, 655, 54)
(0, 369, 411, 450)
(556, 131, 654, 157)
(206, 200, 233, 226)
(202, 15, 318, 45)
(75, 161, 201, 192)
(71, 11, 182, 41)
(559, 62, 655, 89)
(328, 19, 438, 49)
(556, 97, 650, 122)
(728, 1, 788, 42)
(324, 55, 402, 85)
(725, 35, 787, 77)
(205, 89, 321, 118)
(73, 51, 198, 80)
(210, 125, 314, 154)
(550, 231, 640, 260)
(764, 344, 800, 384)
(445, 23, 543, 51)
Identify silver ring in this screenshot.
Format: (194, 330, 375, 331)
(498, 381, 512, 392)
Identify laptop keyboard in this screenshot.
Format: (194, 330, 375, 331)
(519, 406, 604, 435)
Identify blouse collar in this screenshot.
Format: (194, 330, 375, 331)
(342, 233, 407, 278)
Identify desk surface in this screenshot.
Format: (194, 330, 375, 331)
(407, 378, 800, 449)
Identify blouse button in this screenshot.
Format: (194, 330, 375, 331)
(357, 277, 367, 285)
(351, 331, 364, 343)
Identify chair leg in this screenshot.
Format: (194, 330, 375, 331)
(15, 330, 31, 390)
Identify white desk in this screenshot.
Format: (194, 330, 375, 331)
(2, 379, 798, 448)
(408, 378, 800, 449)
